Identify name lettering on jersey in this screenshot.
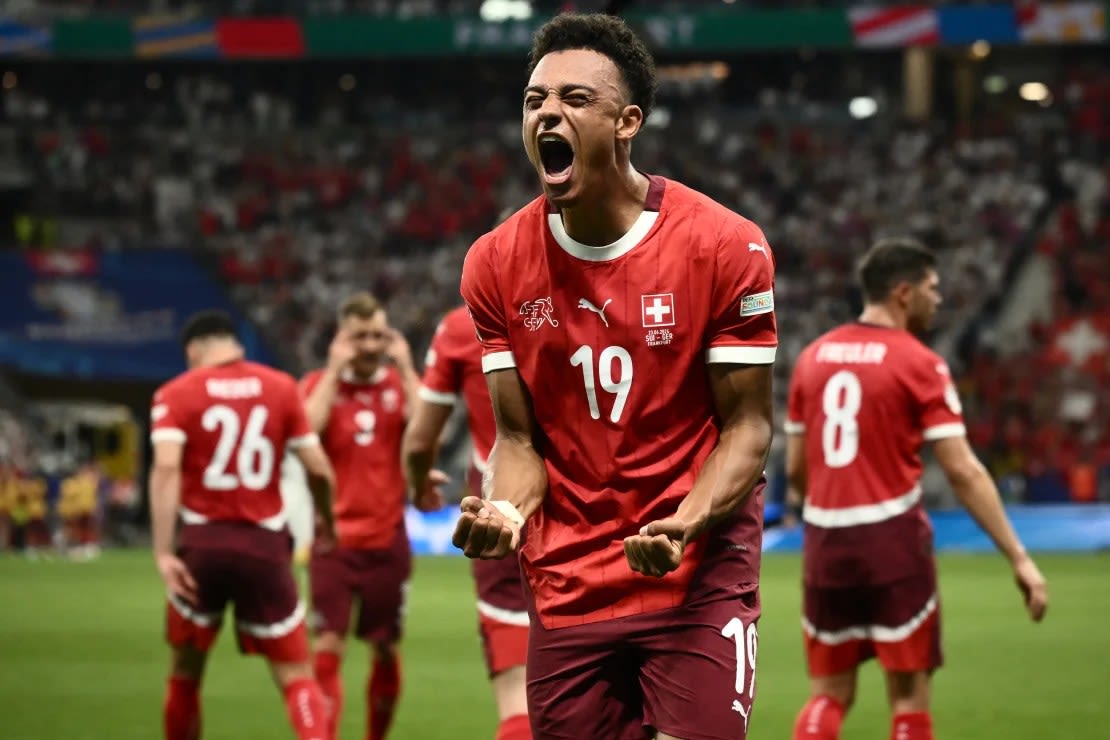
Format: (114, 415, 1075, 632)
(641, 293, 675, 328)
(205, 377, 263, 399)
(519, 297, 559, 331)
(577, 297, 612, 327)
(739, 290, 774, 317)
(815, 342, 888, 365)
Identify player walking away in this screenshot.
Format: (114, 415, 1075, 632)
(149, 310, 337, 740)
(784, 238, 1048, 740)
(301, 292, 419, 740)
(451, 14, 776, 740)
(402, 305, 531, 740)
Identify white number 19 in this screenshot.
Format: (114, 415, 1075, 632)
(570, 344, 633, 424)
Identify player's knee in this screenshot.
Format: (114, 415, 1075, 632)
(269, 659, 314, 688)
(885, 670, 930, 713)
(370, 639, 397, 662)
(314, 631, 345, 656)
(171, 646, 207, 680)
(491, 665, 528, 720)
(811, 674, 856, 710)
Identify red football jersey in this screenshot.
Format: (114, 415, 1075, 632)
(300, 367, 408, 550)
(419, 305, 495, 471)
(785, 322, 966, 587)
(150, 359, 317, 530)
(461, 175, 778, 628)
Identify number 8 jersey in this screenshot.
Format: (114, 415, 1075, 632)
(150, 359, 318, 531)
(461, 175, 778, 628)
(785, 323, 967, 588)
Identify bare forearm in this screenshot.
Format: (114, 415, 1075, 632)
(150, 467, 180, 559)
(305, 370, 340, 433)
(396, 363, 421, 420)
(488, 437, 547, 521)
(676, 419, 772, 541)
(306, 475, 336, 531)
(403, 446, 436, 502)
(950, 464, 1026, 563)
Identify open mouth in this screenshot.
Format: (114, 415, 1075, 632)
(538, 134, 574, 181)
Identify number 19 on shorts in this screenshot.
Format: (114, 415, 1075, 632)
(570, 345, 633, 424)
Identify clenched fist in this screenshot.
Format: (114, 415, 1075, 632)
(624, 518, 689, 578)
(452, 496, 521, 559)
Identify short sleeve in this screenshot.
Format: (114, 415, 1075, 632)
(284, 377, 319, 449)
(784, 358, 806, 435)
(150, 384, 187, 444)
(298, 370, 322, 399)
(914, 357, 966, 441)
(420, 316, 464, 407)
(705, 220, 778, 365)
(460, 236, 515, 374)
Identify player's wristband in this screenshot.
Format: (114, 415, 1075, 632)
(488, 499, 525, 529)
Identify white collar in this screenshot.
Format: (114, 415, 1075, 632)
(547, 210, 658, 263)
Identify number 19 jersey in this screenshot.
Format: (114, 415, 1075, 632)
(150, 359, 318, 530)
(785, 323, 966, 587)
(461, 175, 778, 628)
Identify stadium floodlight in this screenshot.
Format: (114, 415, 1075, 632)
(1019, 82, 1049, 103)
(983, 75, 1008, 94)
(970, 40, 991, 60)
(480, 0, 533, 22)
(848, 96, 878, 120)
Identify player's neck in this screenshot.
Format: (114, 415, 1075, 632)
(196, 343, 244, 368)
(344, 364, 381, 383)
(558, 166, 650, 247)
(858, 304, 907, 331)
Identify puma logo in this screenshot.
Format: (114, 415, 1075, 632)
(748, 242, 768, 258)
(577, 298, 613, 327)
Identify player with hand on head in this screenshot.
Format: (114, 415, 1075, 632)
(149, 310, 337, 740)
(452, 13, 777, 740)
(301, 292, 419, 740)
(785, 238, 1048, 740)
(402, 305, 532, 740)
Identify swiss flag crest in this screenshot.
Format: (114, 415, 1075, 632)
(641, 293, 675, 328)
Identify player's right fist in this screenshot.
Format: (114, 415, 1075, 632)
(326, 329, 356, 373)
(452, 496, 520, 559)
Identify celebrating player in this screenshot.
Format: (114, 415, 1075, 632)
(301, 292, 418, 740)
(149, 310, 336, 740)
(451, 14, 776, 740)
(784, 238, 1048, 740)
(402, 305, 531, 740)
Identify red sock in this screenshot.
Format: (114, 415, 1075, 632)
(891, 711, 933, 740)
(163, 676, 201, 740)
(792, 695, 845, 739)
(367, 654, 401, 740)
(495, 713, 532, 740)
(314, 651, 343, 739)
(284, 678, 330, 740)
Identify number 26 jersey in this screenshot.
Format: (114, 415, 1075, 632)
(461, 175, 778, 628)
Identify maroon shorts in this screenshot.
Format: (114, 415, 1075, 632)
(473, 556, 529, 677)
(166, 523, 309, 663)
(802, 571, 942, 677)
(526, 586, 761, 740)
(309, 528, 411, 643)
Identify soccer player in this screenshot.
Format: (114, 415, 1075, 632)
(149, 310, 336, 740)
(402, 305, 531, 740)
(451, 14, 776, 740)
(301, 292, 419, 740)
(784, 238, 1049, 740)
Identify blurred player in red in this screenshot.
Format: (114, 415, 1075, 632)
(784, 238, 1049, 740)
(402, 306, 531, 740)
(451, 14, 776, 740)
(301, 292, 419, 740)
(149, 310, 337, 740)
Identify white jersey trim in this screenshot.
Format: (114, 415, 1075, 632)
(706, 345, 777, 365)
(237, 600, 306, 638)
(482, 351, 516, 373)
(168, 592, 221, 627)
(286, 433, 319, 450)
(151, 428, 186, 444)
(783, 419, 806, 434)
(419, 385, 459, 406)
(803, 484, 922, 529)
(477, 599, 530, 627)
(472, 449, 490, 474)
(179, 506, 287, 532)
(803, 594, 937, 645)
(548, 211, 658, 262)
(923, 422, 966, 441)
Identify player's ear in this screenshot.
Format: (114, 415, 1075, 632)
(890, 280, 914, 306)
(616, 104, 644, 142)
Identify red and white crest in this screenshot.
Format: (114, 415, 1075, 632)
(641, 293, 675, 328)
(520, 297, 559, 331)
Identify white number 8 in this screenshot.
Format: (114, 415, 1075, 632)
(821, 370, 862, 468)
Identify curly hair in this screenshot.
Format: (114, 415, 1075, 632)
(528, 13, 657, 119)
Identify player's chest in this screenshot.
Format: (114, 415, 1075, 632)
(327, 387, 404, 449)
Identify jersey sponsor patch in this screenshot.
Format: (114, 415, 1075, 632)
(740, 290, 774, 317)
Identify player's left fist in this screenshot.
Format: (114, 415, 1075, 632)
(624, 518, 688, 578)
(452, 496, 520, 560)
(413, 469, 449, 512)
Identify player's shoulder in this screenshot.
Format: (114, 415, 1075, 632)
(154, 367, 200, 401)
(299, 367, 325, 390)
(468, 195, 547, 258)
(441, 305, 473, 336)
(661, 177, 767, 244)
(243, 360, 299, 393)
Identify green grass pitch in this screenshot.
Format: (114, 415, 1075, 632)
(0, 551, 1105, 739)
